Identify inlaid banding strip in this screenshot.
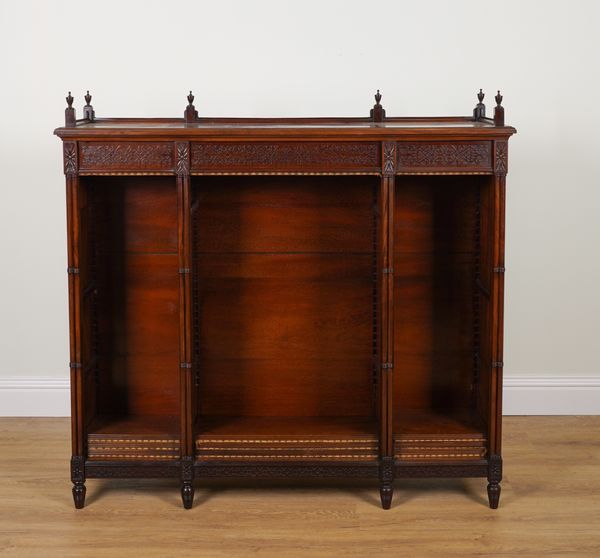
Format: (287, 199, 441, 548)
(196, 436, 378, 460)
(196, 439, 377, 444)
(198, 455, 377, 460)
(88, 434, 180, 461)
(395, 432, 487, 461)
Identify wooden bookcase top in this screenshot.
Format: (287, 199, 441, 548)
(54, 90, 516, 140)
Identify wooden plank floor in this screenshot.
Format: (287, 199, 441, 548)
(0, 417, 599, 557)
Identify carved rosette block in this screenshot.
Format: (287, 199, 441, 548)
(487, 454, 502, 509)
(379, 456, 394, 510)
(175, 142, 190, 176)
(71, 455, 86, 509)
(383, 142, 396, 176)
(494, 140, 508, 176)
(63, 142, 78, 175)
(181, 456, 194, 509)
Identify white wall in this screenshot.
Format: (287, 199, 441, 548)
(1, 0, 599, 415)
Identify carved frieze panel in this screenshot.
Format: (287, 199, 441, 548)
(79, 142, 173, 172)
(397, 141, 493, 173)
(191, 142, 380, 173)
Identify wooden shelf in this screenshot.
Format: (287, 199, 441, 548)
(87, 415, 179, 461)
(394, 410, 486, 462)
(195, 416, 378, 461)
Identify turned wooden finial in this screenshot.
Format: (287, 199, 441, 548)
(184, 90, 199, 123)
(65, 91, 76, 127)
(370, 89, 386, 123)
(494, 90, 505, 126)
(473, 88, 486, 121)
(83, 90, 95, 121)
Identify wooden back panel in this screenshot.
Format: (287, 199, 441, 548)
(89, 177, 180, 417)
(193, 176, 377, 418)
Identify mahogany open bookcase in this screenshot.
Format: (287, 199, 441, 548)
(55, 90, 515, 510)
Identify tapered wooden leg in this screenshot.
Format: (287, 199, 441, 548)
(380, 484, 393, 510)
(181, 482, 194, 509)
(379, 457, 394, 510)
(487, 481, 501, 509)
(181, 457, 194, 509)
(72, 482, 86, 509)
(71, 456, 86, 509)
(487, 454, 502, 509)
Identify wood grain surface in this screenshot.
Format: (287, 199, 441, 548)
(1, 417, 598, 558)
(193, 176, 377, 419)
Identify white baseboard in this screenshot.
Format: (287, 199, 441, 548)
(502, 376, 600, 415)
(0, 376, 599, 416)
(0, 377, 71, 417)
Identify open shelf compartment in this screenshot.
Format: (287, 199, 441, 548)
(191, 175, 381, 460)
(392, 175, 493, 462)
(79, 176, 181, 460)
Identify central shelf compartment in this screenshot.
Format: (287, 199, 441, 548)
(191, 175, 380, 458)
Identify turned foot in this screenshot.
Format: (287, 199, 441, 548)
(71, 456, 86, 509)
(487, 481, 501, 509)
(487, 454, 502, 509)
(181, 482, 194, 509)
(72, 482, 86, 509)
(181, 457, 194, 509)
(379, 456, 394, 510)
(380, 485, 393, 510)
